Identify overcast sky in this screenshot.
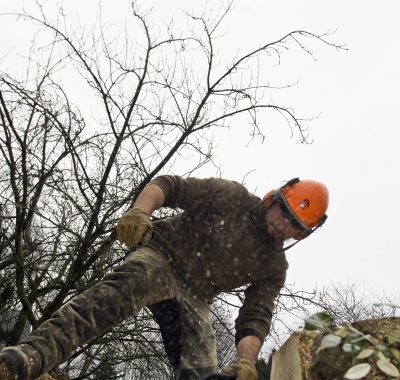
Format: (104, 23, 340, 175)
(1, 0, 399, 302)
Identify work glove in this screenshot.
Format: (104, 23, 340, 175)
(116, 208, 153, 247)
(222, 358, 258, 380)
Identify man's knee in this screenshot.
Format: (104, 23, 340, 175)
(0, 344, 44, 379)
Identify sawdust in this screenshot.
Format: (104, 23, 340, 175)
(298, 331, 319, 379)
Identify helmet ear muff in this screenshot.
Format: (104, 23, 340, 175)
(262, 179, 300, 209)
(261, 190, 277, 208)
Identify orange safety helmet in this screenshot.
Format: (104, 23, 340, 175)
(262, 178, 329, 235)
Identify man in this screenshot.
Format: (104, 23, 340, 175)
(0, 175, 329, 380)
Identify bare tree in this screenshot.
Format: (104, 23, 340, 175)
(0, 1, 345, 377)
(315, 282, 400, 324)
(210, 296, 237, 370)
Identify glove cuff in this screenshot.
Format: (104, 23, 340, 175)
(130, 207, 150, 215)
(237, 357, 256, 366)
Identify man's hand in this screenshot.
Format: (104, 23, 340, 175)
(222, 358, 258, 380)
(116, 208, 153, 247)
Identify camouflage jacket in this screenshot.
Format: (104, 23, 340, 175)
(148, 175, 288, 343)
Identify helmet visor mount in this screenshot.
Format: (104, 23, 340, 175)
(275, 190, 312, 239)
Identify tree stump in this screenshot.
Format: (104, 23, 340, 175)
(270, 318, 400, 380)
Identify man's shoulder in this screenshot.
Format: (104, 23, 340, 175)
(154, 175, 261, 208)
(158, 175, 254, 193)
(199, 177, 255, 193)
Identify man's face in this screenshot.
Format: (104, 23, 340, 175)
(264, 202, 305, 241)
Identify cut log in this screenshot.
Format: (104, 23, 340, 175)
(270, 331, 317, 380)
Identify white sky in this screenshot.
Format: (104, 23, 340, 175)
(1, 0, 399, 301)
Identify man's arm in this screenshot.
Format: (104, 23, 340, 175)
(229, 273, 286, 377)
(222, 335, 261, 379)
(236, 335, 262, 364)
(133, 183, 165, 214)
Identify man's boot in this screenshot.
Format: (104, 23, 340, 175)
(0, 344, 43, 380)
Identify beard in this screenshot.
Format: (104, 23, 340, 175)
(263, 219, 285, 249)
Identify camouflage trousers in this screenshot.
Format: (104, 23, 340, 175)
(21, 247, 217, 379)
